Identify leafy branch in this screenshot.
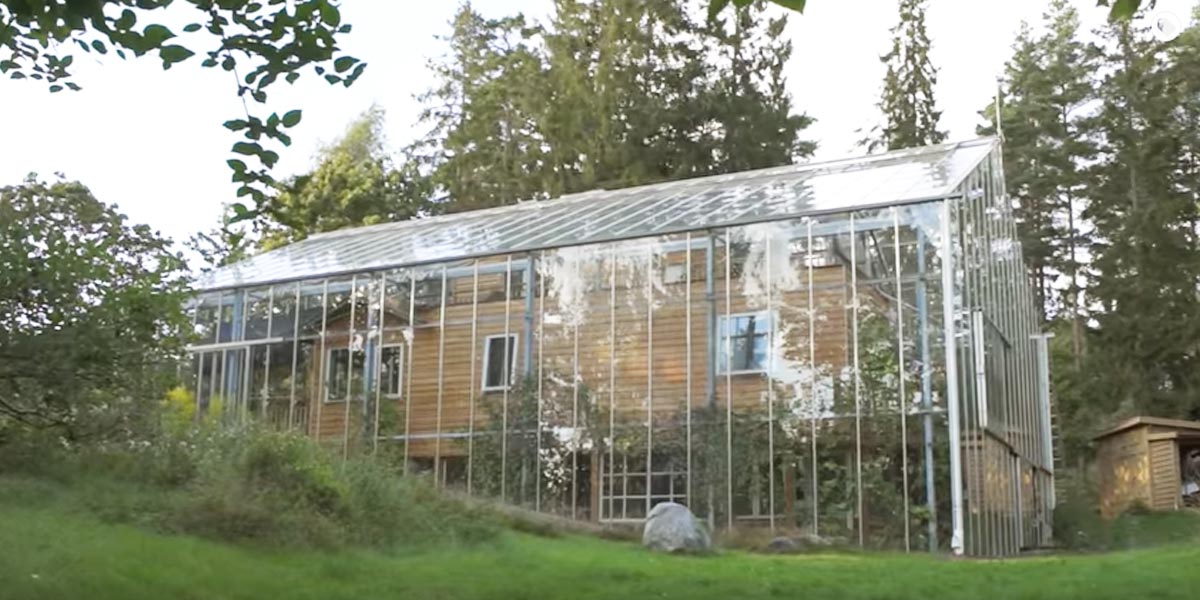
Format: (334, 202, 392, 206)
(0, 0, 366, 222)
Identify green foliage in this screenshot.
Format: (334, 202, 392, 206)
(0, 0, 365, 218)
(871, 0, 945, 152)
(0, 176, 189, 439)
(980, 0, 1096, 327)
(417, 0, 814, 214)
(1073, 14, 1200, 426)
(256, 106, 432, 250)
(0, 421, 499, 551)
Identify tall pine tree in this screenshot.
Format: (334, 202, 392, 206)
(981, 0, 1096, 361)
(416, 5, 549, 213)
(874, 0, 946, 151)
(1083, 16, 1200, 421)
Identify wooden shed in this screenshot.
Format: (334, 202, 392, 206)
(1094, 416, 1200, 518)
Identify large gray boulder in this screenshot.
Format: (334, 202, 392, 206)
(642, 502, 711, 553)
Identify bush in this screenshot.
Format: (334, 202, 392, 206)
(0, 422, 499, 551)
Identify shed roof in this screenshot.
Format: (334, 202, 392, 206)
(1094, 416, 1200, 440)
(197, 137, 998, 292)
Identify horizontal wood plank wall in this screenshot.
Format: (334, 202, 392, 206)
(305, 255, 853, 456)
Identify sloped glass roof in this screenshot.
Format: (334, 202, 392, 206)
(198, 137, 997, 291)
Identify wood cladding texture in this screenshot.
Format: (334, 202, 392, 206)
(304, 261, 854, 455)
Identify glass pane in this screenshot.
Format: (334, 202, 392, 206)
(270, 283, 298, 339)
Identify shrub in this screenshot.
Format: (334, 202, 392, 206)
(1, 420, 499, 552)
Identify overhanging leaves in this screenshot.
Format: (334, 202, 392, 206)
(0, 0, 367, 223)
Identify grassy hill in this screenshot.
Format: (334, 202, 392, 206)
(4, 474, 1200, 600)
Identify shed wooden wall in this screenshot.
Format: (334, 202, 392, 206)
(304, 256, 854, 457)
(1097, 426, 1151, 519)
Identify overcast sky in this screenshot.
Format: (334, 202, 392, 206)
(0, 0, 1192, 246)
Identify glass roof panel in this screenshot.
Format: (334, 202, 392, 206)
(199, 137, 996, 290)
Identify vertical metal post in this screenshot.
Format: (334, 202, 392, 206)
(646, 246, 655, 520)
(705, 232, 717, 529)
(608, 245, 618, 521)
(501, 257, 513, 503)
(942, 200, 966, 556)
(724, 229, 733, 531)
(403, 273, 416, 473)
(343, 275, 357, 460)
(807, 219, 819, 535)
(434, 266, 448, 477)
(685, 233, 694, 507)
(536, 258, 546, 512)
(573, 257, 582, 520)
(916, 230, 938, 551)
(765, 229, 777, 532)
(851, 214, 864, 548)
(467, 262, 480, 495)
(893, 209, 911, 552)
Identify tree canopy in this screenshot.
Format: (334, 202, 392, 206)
(0, 176, 190, 438)
(416, 0, 814, 214)
(256, 106, 431, 250)
(872, 0, 945, 151)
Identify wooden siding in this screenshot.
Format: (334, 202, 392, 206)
(303, 258, 854, 456)
(1096, 426, 1151, 519)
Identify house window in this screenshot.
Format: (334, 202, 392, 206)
(599, 453, 688, 522)
(482, 334, 517, 391)
(380, 345, 403, 397)
(326, 347, 364, 402)
(719, 311, 771, 374)
(663, 263, 687, 285)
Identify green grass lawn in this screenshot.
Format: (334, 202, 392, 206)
(4, 488, 1200, 600)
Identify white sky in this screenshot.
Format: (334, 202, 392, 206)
(0, 0, 1191, 246)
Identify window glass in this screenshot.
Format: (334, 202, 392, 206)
(381, 345, 403, 397)
(326, 347, 364, 401)
(718, 311, 771, 373)
(483, 335, 516, 390)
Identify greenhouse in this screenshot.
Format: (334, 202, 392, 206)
(187, 137, 1055, 557)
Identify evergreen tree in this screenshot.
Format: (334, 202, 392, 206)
(704, 1, 816, 172)
(980, 0, 1096, 358)
(416, 5, 549, 213)
(1082, 17, 1200, 420)
(538, 0, 714, 194)
(874, 0, 946, 151)
(417, 0, 814, 211)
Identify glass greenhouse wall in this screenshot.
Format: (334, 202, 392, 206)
(186, 138, 1054, 556)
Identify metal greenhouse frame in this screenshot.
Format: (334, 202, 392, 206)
(185, 137, 1054, 556)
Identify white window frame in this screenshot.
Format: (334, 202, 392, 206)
(379, 343, 404, 398)
(481, 334, 518, 392)
(718, 310, 772, 376)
